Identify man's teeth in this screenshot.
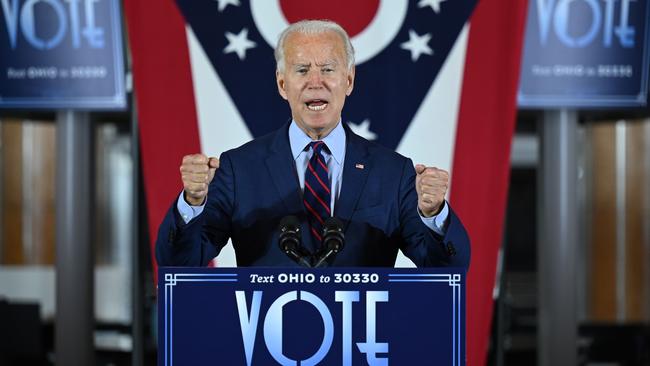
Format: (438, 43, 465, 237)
(307, 103, 327, 111)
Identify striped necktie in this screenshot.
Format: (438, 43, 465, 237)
(303, 141, 331, 242)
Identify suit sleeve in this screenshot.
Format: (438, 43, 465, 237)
(397, 158, 471, 268)
(155, 152, 235, 266)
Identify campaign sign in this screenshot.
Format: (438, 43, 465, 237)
(518, 0, 650, 107)
(158, 267, 466, 366)
(0, 0, 125, 109)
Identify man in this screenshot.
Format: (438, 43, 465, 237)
(156, 20, 470, 268)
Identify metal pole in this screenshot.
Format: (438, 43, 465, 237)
(55, 111, 94, 366)
(131, 99, 144, 366)
(614, 121, 627, 321)
(538, 109, 578, 366)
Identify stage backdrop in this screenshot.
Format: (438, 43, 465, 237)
(124, 0, 527, 365)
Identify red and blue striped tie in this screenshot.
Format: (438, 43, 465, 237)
(303, 141, 331, 242)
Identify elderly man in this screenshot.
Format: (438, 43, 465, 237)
(156, 20, 470, 268)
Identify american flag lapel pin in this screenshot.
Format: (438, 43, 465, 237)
(355, 163, 364, 169)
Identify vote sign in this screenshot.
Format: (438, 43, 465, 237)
(518, 0, 650, 107)
(159, 267, 466, 366)
(0, 0, 125, 109)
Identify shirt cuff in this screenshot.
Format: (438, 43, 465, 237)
(176, 191, 206, 224)
(418, 200, 449, 236)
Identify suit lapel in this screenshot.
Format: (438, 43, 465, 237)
(264, 122, 372, 250)
(336, 125, 371, 231)
(265, 125, 304, 215)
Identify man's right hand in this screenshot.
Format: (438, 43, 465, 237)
(180, 154, 219, 206)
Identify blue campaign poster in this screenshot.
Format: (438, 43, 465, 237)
(518, 0, 650, 108)
(0, 0, 125, 109)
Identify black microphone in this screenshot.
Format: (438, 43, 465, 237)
(314, 217, 345, 268)
(278, 216, 312, 267)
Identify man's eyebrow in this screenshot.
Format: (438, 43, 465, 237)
(316, 60, 338, 67)
(292, 63, 311, 68)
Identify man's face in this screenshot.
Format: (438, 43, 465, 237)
(276, 31, 355, 140)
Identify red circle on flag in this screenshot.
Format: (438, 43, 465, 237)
(279, 0, 380, 38)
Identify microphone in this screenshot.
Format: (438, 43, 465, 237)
(314, 217, 345, 268)
(278, 216, 312, 267)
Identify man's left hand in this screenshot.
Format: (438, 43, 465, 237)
(415, 164, 449, 217)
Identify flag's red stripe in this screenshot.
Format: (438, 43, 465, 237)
(124, 0, 201, 279)
(452, 0, 527, 365)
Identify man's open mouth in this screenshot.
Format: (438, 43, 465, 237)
(305, 99, 328, 111)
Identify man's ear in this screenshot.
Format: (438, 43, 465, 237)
(276, 70, 288, 100)
(346, 65, 355, 96)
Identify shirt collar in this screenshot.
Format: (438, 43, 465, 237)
(289, 120, 346, 165)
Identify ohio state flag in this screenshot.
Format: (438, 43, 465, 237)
(124, 0, 527, 364)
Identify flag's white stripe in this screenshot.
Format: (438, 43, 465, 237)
(186, 26, 253, 157)
(394, 24, 470, 268)
(186, 26, 248, 267)
(396, 24, 469, 173)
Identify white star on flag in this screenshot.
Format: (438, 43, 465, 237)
(214, 0, 240, 12)
(418, 0, 447, 13)
(400, 30, 434, 62)
(347, 119, 377, 140)
(223, 28, 256, 60)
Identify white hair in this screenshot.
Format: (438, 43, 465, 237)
(275, 20, 355, 73)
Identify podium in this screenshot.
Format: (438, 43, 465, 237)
(158, 267, 465, 365)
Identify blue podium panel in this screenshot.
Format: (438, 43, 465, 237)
(159, 267, 465, 366)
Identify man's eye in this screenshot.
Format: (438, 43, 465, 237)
(322, 68, 334, 73)
(297, 69, 308, 74)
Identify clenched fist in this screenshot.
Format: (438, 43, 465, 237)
(415, 164, 448, 217)
(180, 154, 219, 206)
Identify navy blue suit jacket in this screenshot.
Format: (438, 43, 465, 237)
(156, 123, 470, 268)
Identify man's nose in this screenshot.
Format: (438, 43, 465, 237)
(306, 70, 324, 88)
